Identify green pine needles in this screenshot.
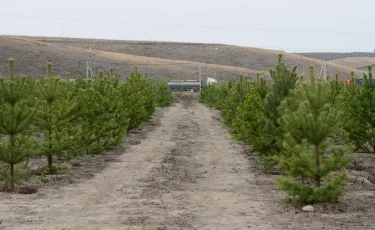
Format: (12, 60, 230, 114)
(0, 59, 37, 191)
(232, 76, 268, 153)
(260, 55, 299, 160)
(341, 67, 375, 152)
(200, 55, 355, 204)
(276, 67, 353, 203)
(0, 60, 172, 192)
(35, 63, 80, 173)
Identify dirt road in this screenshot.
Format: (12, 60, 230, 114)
(1, 100, 374, 230)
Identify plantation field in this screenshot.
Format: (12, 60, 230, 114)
(1, 47, 375, 229)
(0, 97, 374, 229)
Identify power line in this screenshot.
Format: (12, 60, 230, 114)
(1, 13, 375, 35)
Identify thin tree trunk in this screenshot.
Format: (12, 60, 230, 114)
(47, 139, 53, 173)
(10, 163, 14, 192)
(48, 155, 53, 174)
(48, 104, 53, 174)
(315, 144, 321, 187)
(10, 107, 15, 192)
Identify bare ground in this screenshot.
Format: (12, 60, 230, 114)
(1, 100, 375, 230)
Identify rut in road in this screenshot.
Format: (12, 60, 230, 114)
(0, 100, 283, 230)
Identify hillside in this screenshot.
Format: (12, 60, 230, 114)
(0, 36, 363, 81)
(330, 57, 375, 71)
(27, 36, 364, 78)
(0, 37, 260, 82)
(297, 52, 340, 60)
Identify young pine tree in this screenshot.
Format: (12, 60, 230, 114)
(35, 63, 80, 174)
(232, 76, 268, 146)
(199, 84, 229, 110)
(0, 59, 37, 191)
(341, 67, 375, 152)
(329, 74, 344, 103)
(221, 76, 249, 128)
(155, 81, 172, 107)
(77, 75, 128, 154)
(257, 55, 298, 166)
(99, 75, 130, 146)
(276, 67, 353, 203)
(120, 70, 149, 130)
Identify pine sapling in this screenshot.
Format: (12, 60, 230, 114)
(35, 63, 79, 174)
(257, 55, 298, 167)
(276, 67, 353, 203)
(0, 59, 37, 191)
(341, 67, 375, 152)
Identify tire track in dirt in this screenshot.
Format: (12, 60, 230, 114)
(0, 104, 180, 230)
(138, 106, 203, 229)
(0, 100, 284, 230)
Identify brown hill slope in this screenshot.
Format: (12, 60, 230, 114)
(330, 57, 375, 71)
(297, 53, 340, 60)
(0, 37, 260, 81)
(0, 36, 363, 81)
(24, 36, 364, 78)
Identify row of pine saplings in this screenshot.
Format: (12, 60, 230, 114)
(0, 59, 172, 192)
(200, 54, 374, 204)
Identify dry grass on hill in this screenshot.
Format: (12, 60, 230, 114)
(330, 57, 375, 71)
(0, 37, 261, 82)
(0, 36, 363, 81)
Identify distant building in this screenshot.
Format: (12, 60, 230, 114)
(168, 80, 201, 92)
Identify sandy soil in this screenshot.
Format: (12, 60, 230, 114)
(1, 100, 375, 230)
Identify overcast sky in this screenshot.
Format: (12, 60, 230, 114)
(0, 0, 374, 52)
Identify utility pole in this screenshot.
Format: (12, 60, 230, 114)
(199, 63, 202, 92)
(214, 47, 218, 79)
